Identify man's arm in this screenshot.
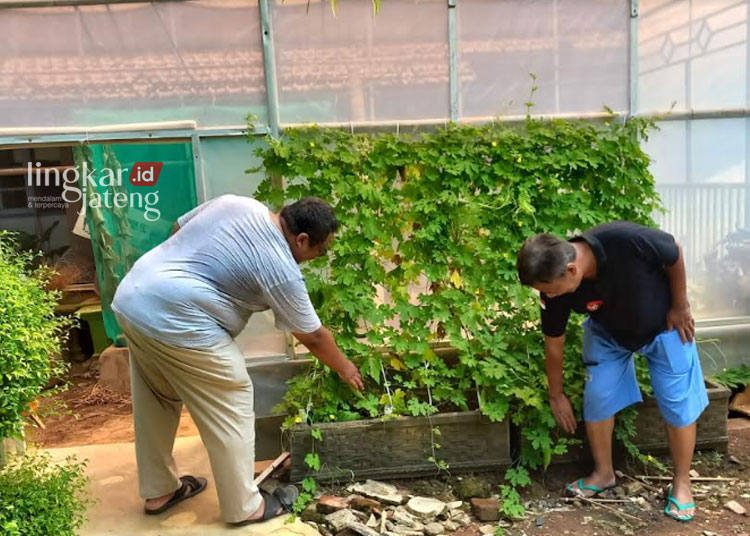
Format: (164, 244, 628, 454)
(665, 242, 695, 343)
(169, 222, 180, 237)
(263, 279, 363, 391)
(545, 334, 577, 434)
(538, 294, 576, 433)
(293, 326, 364, 391)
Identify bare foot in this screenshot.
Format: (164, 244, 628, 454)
(666, 478, 695, 519)
(566, 470, 616, 498)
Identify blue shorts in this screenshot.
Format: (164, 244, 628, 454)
(582, 319, 709, 427)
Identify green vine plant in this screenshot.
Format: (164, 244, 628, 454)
(252, 112, 663, 519)
(712, 364, 750, 390)
(293, 427, 322, 516)
(427, 425, 449, 473)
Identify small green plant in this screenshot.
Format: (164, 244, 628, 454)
(291, 426, 323, 515)
(427, 425, 449, 473)
(713, 364, 750, 390)
(498, 484, 525, 521)
(498, 466, 531, 519)
(0, 453, 91, 536)
(0, 232, 72, 441)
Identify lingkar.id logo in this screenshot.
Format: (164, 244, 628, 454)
(27, 161, 162, 222)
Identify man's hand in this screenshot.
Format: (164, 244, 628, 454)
(665, 243, 694, 344)
(666, 303, 695, 344)
(550, 393, 577, 434)
(294, 326, 364, 391)
(337, 360, 364, 391)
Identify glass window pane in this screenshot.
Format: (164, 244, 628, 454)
(458, 0, 628, 118)
(642, 120, 687, 185)
(639, 0, 749, 112)
(556, 0, 629, 113)
(691, 118, 746, 184)
(201, 136, 267, 199)
(272, 0, 449, 124)
(650, 118, 750, 319)
(0, 2, 266, 129)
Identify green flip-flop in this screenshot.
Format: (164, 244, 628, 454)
(565, 478, 615, 498)
(664, 485, 695, 522)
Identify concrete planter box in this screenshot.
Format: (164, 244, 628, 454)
(631, 379, 730, 454)
(290, 410, 511, 482)
(537, 379, 731, 465)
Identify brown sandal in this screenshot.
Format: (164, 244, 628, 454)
(144, 475, 208, 515)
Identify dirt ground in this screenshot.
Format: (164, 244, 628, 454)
(27, 361, 198, 448)
(28, 363, 750, 536)
(386, 420, 750, 536)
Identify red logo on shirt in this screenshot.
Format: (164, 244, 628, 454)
(586, 300, 604, 312)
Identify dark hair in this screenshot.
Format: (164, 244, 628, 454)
(280, 197, 338, 246)
(516, 233, 577, 286)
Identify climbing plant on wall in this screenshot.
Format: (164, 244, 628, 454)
(250, 114, 661, 509)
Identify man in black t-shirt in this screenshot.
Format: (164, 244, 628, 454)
(516, 221, 709, 522)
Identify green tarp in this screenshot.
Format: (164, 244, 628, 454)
(74, 142, 197, 345)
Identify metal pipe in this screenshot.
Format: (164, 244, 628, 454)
(0, 0, 194, 8)
(191, 133, 208, 204)
(5, 107, 750, 148)
(745, 0, 750, 228)
(0, 165, 73, 177)
(196, 126, 269, 137)
(0, 132, 195, 150)
(258, 0, 292, 358)
(0, 120, 197, 136)
(0, 125, 268, 149)
(448, 0, 458, 122)
(629, 0, 639, 115)
(259, 0, 281, 138)
(281, 110, 628, 133)
(553, 0, 560, 113)
(652, 108, 750, 121)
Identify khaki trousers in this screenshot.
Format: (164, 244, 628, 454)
(118, 315, 262, 523)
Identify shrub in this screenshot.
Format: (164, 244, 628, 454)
(0, 231, 71, 440)
(0, 453, 90, 536)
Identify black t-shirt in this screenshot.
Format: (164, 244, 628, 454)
(540, 221, 680, 351)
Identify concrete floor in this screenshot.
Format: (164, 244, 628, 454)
(46, 437, 320, 536)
